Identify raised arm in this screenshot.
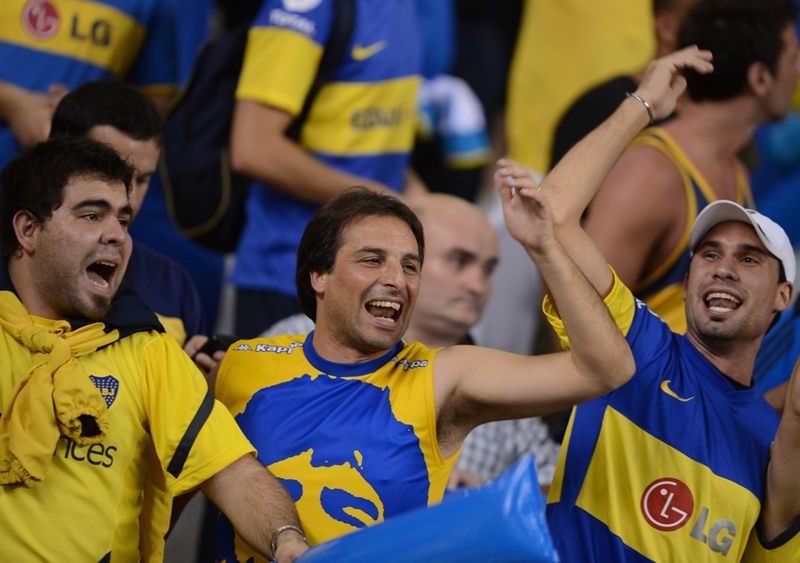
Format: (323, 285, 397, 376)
(498, 46, 713, 295)
(760, 357, 800, 541)
(434, 188, 635, 457)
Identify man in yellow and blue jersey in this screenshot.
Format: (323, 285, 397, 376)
(228, 0, 425, 337)
(0, 137, 307, 562)
(498, 44, 798, 562)
(212, 174, 640, 559)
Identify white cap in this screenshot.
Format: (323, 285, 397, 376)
(689, 200, 795, 284)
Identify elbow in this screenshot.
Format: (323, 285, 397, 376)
(595, 348, 636, 394)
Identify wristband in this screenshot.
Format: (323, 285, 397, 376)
(625, 91, 656, 125)
(270, 524, 306, 557)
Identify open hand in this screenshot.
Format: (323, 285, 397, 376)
(495, 158, 556, 257)
(635, 45, 714, 120)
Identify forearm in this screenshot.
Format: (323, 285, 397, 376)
(230, 101, 390, 204)
(202, 455, 306, 560)
(762, 367, 800, 539)
(0, 81, 27, 122)
(546, 96, 649, 227)
(531, 239, 634, 390)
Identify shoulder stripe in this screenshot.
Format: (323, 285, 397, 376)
(167, 389, 214, 478)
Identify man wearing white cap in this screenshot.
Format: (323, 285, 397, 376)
(496, 45, 797, 561)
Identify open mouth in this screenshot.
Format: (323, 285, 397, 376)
(86, 260, 118, 289)
(703, 291, 741, 313)
(365, 299, 402, 324)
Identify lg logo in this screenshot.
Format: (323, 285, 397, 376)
(640, 477, 736, 556)
(22, 0, 60, 40)
(641, 478, 694, 531)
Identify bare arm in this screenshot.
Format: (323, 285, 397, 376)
(0, 81, 58, 149)
(202, 454, 308, 562)
(761, 358, 800, 541)
(518, 46, 714, 295)
(434, 188, 635, 455)
(583, 148, 685, 288)
(229, 100, 391, 204)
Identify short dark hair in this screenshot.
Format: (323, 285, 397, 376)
(50, 79, 162, 142)
(1, 137, 134, 257)
(678, 0, 797, 102)
(296, 188, 425, 321)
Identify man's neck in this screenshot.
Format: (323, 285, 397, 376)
(309, 326, 395, 365)
(6, 258, 57, 320)
(666, 97, 761, 161)
(685, 330, 760, 387)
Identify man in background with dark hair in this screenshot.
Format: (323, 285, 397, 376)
(50, 80, 206, 349)
(582, 0, 798, 333)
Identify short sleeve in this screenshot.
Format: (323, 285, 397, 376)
(126, 0, 178, 95)
(235, 0, 334, 114)
(141, 335, 254, 495)
(543, 268, 636, 350)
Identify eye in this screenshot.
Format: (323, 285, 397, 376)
(701, 250, 720, 260)
(362, 256, 381, 266)
(741, 255, 759, 265)
(403, 261, 420, 275)
(119, 217, 131, 230)
(82, 212, 100, 222)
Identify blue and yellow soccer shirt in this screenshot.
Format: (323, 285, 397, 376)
(628, 127, 754, 334)
(0, 0, 176, 168)
(231, 0, 422, 296)
(544, 272, 779, 562)
(0, 319, 254, 561)
(214, 332, 457, 559)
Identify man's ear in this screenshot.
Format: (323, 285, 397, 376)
(775, 281, 793, 313)
(11, 210, 40, 254)
(746, 61, 774, 98)
(310, 270, 328, 295)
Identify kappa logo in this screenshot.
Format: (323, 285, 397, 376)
(352, 41, 387, 61)
(660, 379, 695, 402)
(22, 0, 60, 41)
(641, 477, 694, 531)
(392, 357, 428, 372)
(89, 375, 119, 408)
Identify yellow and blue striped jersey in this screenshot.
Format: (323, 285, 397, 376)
(214, 332, 457, 560)
(0, 0, 177, 168)
(629, 127, 754, 334)
(544, 272, 779, 562)
(231, 0, 422, 296)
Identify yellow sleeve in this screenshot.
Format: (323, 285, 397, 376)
(141, 335, 255, 495)
(542, 268, 636, 350)
(235, 27, 324, 115)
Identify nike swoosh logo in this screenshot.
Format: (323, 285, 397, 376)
(352, 41, 386, 61)
(660, 379, 694, 402)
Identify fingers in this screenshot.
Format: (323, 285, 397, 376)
(183, 334, 208, 358)
(666, 45, 714, 74)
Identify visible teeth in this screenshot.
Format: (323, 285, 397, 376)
(368, 300, 400, 311)
(707, 292, 740, 304)
(96, 261, 116, 268)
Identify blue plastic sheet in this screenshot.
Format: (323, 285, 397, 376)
(298, 455, 559, 563)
